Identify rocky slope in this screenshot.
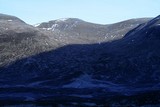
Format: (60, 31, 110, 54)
(0, 13, 160, 106)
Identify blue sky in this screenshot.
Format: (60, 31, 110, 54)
(0, 0, 160, 24)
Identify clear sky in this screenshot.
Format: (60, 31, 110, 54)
(0, 0, 160, 25)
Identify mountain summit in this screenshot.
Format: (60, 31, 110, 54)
(35, 18, 84, 31)
(0, 13, 24, 22)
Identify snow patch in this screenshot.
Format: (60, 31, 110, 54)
(7, 20, 12, 22)
(33, 23, 40, 27)
(41, 24, 59, 31)
(56, 18, 69, 22)
(52, 24, 59, 28)
(47, 28, 52, 30)
(41, 27, 53, 30)
(70, 21, 79, 28)
(51, 24, 59, 31)
(45, 41, 49, 45)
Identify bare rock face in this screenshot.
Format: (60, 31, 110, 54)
(1, 13, 160, 106)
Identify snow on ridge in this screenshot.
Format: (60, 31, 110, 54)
(52, 23, 59, 27)
(41, 24, 59, 31)
(33, 23, 40, 27)
(51, 24, 59, 31)
(56, 18, 69, 22)
(47, 28, 52, 30)
(41, 28, 52, 31)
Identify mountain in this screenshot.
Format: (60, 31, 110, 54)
(0, 14, 63, 67)
(0, 13, 160, 106)
(35, 18, 151, 43)
(93, 15, 160, 85)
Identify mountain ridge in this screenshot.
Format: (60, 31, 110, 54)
(33, 17, 152, 27)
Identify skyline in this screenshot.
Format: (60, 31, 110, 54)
(0, 0, 160, 25)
